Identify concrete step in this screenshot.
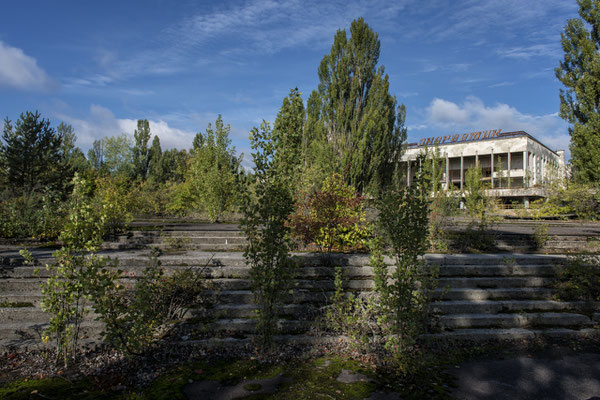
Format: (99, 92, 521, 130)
(438, 277, 554, 289)
(0, 266, 52, 278)
(117, 230, 246, 238)
(214, 290, 333, 305)
(0, 293, 42, 306)
(0, 307, 101, 324)
(425, 254, 564, 266)
(437, 265, 560, 277)
(0, 279, 45, 292)
(431, 300, 599, 315)
(423, 328, 600, 342)
(433, 288, 555, 301)
(0, 320, 103, 340)
(200, 318, 312, 335)
(438, 312, 593, 329)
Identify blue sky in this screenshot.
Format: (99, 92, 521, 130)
(0, 0, 579, 167)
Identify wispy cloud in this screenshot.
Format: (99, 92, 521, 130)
(0, 41, 55, 91)
(489, 81, 515, 88)
(84, 0, 416, 83)
(496, 43, 561, 60)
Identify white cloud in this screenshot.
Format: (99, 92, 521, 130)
(56, 105, 196, 151)
(427, 98, 470, 124)
(425, 96, 570, 156)
(0, 41, 54, 91)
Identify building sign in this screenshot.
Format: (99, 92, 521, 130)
(417, 129, 502, 147)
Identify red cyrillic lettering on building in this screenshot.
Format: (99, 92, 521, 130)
(469, 131, 482, 141)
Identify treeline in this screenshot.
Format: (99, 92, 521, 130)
(0, 111, 244, 239)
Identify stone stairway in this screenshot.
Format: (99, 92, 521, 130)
(427, 254, 600, 341)
(0, 252, 598, 350)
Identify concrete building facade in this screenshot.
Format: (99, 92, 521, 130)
(401, 130, 567, 206)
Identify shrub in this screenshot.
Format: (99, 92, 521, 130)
(289, 173, 370, 258)
(90, 249, 214, 355)
(320, 178, 438, 372)
(555, 253, 600, 302)
(128, 180, 176, 217)
(371, 184, 438, 371)
(0, 192, 66, 240)
(93, 175, 133, 236)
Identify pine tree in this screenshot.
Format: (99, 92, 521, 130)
(132, 119, 151, 180)
(556, 0, 600, 182)
(304, 18, 407, 194)
(0, 111, 63, 195)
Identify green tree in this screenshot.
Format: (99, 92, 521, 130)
(188, 116, 241, 222)
(240, 121, 295, 348)
(87, 139, 105, 171)
(273, 88, 305, 191)
(304, 18, 406, 194)
(556, 0, 600, 182)
(132, 119, 151, 180)
(464, 164, 487, 224)
(148, 135, 164, 183)
(56, 122, 88, 193)
(103, 134, 133, 177)
(161, 148, 189, 182)
(0, 111, 64, 195)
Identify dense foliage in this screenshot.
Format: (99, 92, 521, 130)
(289, 173, 369, 257)
(303, 18, 407, 194)
(187, 115, 242, 222)
(240, 121, 296, 348)
(556, 0, 600, 183)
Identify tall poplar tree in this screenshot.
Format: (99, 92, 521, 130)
(132, 119, 151, 180)
(148, 135, 164, 183)
(273, 88, 305, 190)
(556, 0, 600, 182)
(305, 17, 407, 194)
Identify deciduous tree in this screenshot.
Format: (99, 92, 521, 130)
(188, 115, 241, 222)
(132, 119, 151, 180)
(556, 0, 600, 182)
(304, 18, 406, 194)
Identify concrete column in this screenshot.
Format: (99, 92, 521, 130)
(524, 197, 530, 209)
(507, 152, 511, 188)
(407, 160, 411, 187)
(445, 153, 449, 190)
(542, 157, 546, 184)
(491, 148, 495, 189)
(460, 154, 464, 190)
(531, 154, 538, 185)
(523, 151, 527, 187)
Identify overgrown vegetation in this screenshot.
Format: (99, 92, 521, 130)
(240, 121, 296, 348)
(90, 248, 214, 355)
(320, 169, 438, 372)
(555, 253, 600, 302)
(289, 173, 370, 257)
